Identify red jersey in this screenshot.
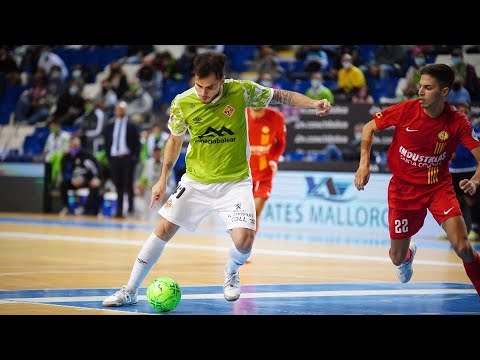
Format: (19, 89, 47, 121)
(375, 99, 480, 186)
(247, 107, 287, 181)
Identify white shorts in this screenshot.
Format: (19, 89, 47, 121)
(158, 174, 256, 232)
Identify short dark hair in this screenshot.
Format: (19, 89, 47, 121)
(420, 63, 455, 90)
(193, 51, 227, 80)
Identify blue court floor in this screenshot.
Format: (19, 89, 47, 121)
(1, 282, 478, 315)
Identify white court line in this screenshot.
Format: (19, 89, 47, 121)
(0, 230, 463, 268)
(0, 288, 476, 304)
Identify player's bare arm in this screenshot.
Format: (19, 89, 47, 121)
(354, 120, 378, 191)
(460, 146, 480, 196)
(271, 89, 331, 116)
(150, 134, 183, 208)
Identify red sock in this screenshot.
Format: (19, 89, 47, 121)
(463, 252, 480, 297)
(404, 249, 412, 263)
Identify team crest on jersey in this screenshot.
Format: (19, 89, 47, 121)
(375, 112, 383, 119)
(437, 131, 449, 142)
(223, 105, 235, 117)
(165, 199, 173, 209)
(261, 126, 270, 134)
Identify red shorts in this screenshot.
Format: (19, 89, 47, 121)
(388, 176, 462, 239)
(252, 178, 273, 199)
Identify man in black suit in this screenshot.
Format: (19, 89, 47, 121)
(102, 101, 141, 218)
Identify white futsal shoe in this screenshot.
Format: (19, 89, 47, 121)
(102, 286, 138, 307)
(223, 266, 241, 301)
(396, 241, 417, 283)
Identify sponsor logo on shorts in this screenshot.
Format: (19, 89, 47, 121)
(444, 207, 454, 215)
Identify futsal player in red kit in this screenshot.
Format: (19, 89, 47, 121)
(354, 64, 480, 297)
(246, 107, 286, 263)
(248, 107, 286, 231)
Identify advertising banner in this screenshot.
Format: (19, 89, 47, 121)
(259, 170, 444, 242)
(284, 104, 394, 154)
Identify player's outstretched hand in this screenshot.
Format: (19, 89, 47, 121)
(314, 99, 331, 117)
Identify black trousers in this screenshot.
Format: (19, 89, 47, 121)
(109, 156, 135, 217)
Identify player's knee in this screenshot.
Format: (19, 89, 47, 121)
(153, 219, 177, 241)
(234, 230, 255, 253)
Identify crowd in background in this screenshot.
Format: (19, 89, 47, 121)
(1, 44, 480, 231)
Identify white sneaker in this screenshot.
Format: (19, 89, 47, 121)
(102, 286, 138, 307)
(223, 266, 241, 301)
(396, 241, 417, 283)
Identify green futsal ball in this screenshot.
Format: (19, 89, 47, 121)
(146, 277, 181, 312)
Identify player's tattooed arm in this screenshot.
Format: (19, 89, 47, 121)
(271, 89, 295, 106)
(271, 88, 331, 116)
(166, 161, 174, 172)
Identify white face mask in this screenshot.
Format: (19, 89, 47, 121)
(260, 80, 272, 88)
(310, 80, 321, 88)
(342, 62, 352, 69)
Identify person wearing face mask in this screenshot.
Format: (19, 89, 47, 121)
(70, 65, 85, 89)
(37, 45, 69, 81)
(446, 76, 471, 104)
(122, 79, 153, 124)
(335, 53, 366, 101)
(53, 79, 85, 126)
(450, 49, 480, 101)
(59, 136, 102, 216)
(305, 72, 335, 104)
(402, 47, 427, 99)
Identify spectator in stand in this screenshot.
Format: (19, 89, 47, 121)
(15, 74, 50, 125)
(366, 45, 408, 79)
(255, 46, 285, 81)
(334, 53, 367, 102)
(171, 45, 197, 81)
(46, 65, 66, 102)
(0, 45, 20, 96)
(352, 86, 374, 104)
(305, 72, 335, 104)
(146, 122, 169, 158)
(121, 78, 153, 124)
(59, 136, 102, 215)
(450, 48, 480, 101)
(73, 98, 106, 154)
(446, 75, 472, 105)
(152, 50, 177, 81)
(92, 79, 118, 118)
(53, 79, 85, 126)
(42, 118, 71, 212)
(401, 47, 426, 100)
(136, 57, 163, 106)
(69, 64, 86, 91)
(37, 46, 69, 82)
(106, 61, 129, 99)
